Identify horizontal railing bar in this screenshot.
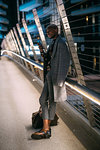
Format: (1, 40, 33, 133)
(1, 50, 100, 106)
(65, 79, 100, 106)
(1, 50, 43, 70)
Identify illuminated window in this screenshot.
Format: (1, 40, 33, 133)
(86, 16, 88, 22)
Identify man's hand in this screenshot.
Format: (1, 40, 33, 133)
(58, 82, 64, 87)
(37, 42, 44, 57)
(37, 43, 44, 53)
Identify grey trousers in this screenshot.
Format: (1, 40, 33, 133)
(39, 72, 56, 120)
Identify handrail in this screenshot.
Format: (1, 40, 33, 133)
(1, 50, 43, 70)
(1, 50, 100, 106)
(65, 79, 100, 106)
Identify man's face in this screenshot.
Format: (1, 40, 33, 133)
(46, 28, 57, 39)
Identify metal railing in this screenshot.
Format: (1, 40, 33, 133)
(1, 50, 100, 129)
(1, 50, 100, 105)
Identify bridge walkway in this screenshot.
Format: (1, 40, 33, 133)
(0, 56, 100, 150)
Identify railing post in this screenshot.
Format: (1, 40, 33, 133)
(6, 33, 17, 59)
(10, 29, 24, 64)
(16, 23, 35, 72)
(55, 0, 95, 126)
(8, 31, 19, 60)
(4, 39, 9, 50)
(6, 33, 15, 51)
(9, 31, 18, 52)
(4, 38, 11, 51)
(16, 24, 29, 57)
(13, 27, 25, 57)
(32, 9, 47, 52)
(13, 27, 27, 66)
(1, 39, 5, 50)
(22, 18, 38, 60)
(32, 9, 49, 81)
(13, 27, 29, 67)
(22, 18, 43, 80)
(10, 30, 20, 54)
(1, 39, 8, 57)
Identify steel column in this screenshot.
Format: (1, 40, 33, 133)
(16, 24, 29, 57)
(5, 38, 10, 50)
(6, 33, 17, 60)
(22, 18, 38, 61)
(6, 33, 12, 50)
(1, 39, 5, 50)
(13, 27, 25, 56)
(6, 33, 16, 58)
(8, 31, 19, 60)
(4, 39, 9, 50)
(55, 0, 95, 126)
(22, 18, 43, 80)
(32, 9, 47, 52)
(32, 8, 49, 80)
(10, 30, 20, 54)
(10, 29, 24, 64)
(16, 23, 35, 72)
(13, 27, 28, 67)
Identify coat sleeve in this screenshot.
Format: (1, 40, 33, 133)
(57, 41, 70, 87)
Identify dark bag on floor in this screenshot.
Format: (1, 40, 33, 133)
(32, 109, 59, 129)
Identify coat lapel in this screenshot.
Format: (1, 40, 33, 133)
(51, 36, 61, 59)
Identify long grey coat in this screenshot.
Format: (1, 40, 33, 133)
(46, 35, 70, 102)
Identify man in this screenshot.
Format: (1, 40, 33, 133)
(31, 24, 70, 139)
